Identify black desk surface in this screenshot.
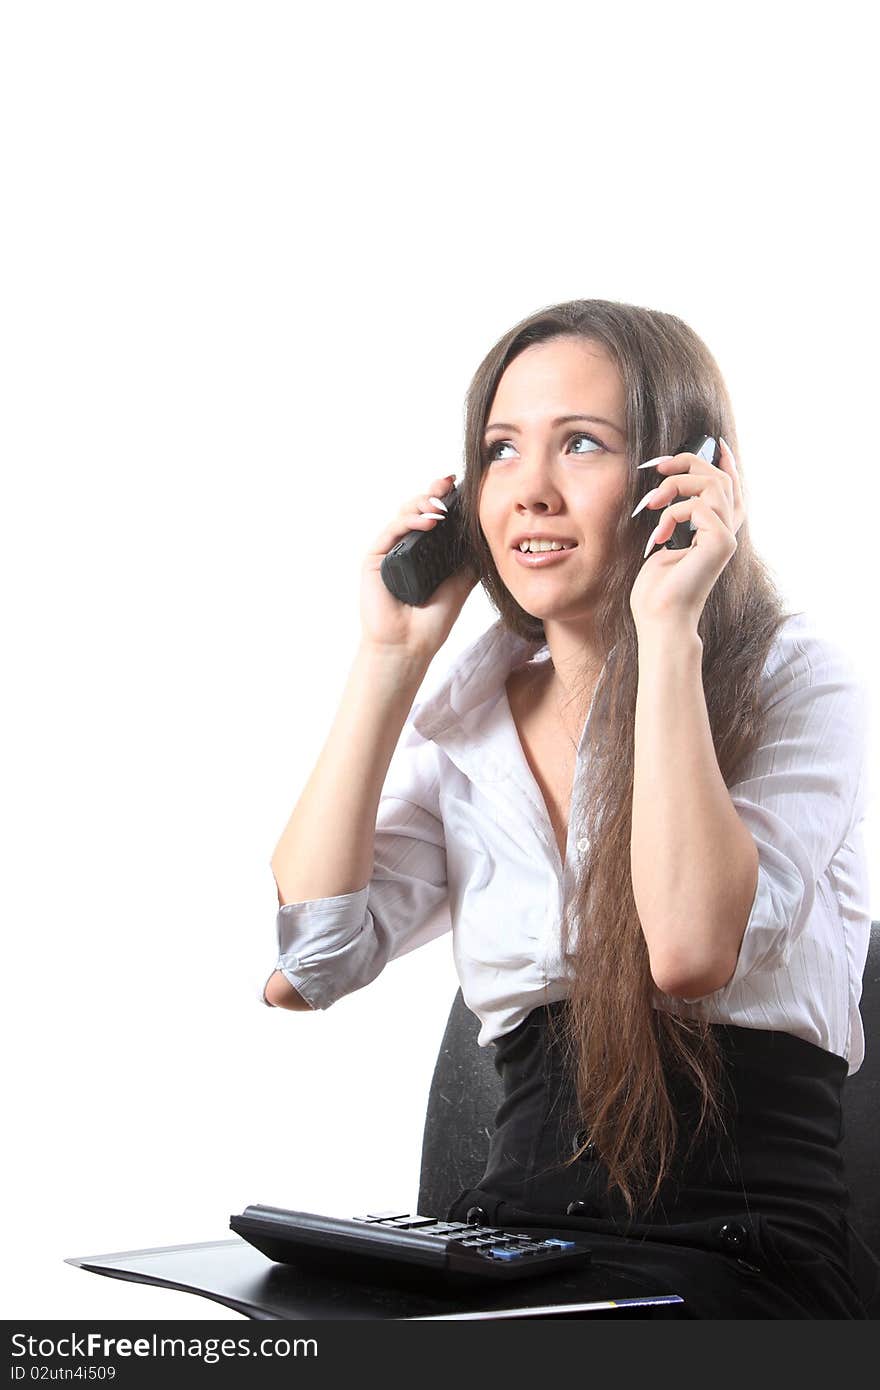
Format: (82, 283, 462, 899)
(66, 1227, 686, 1320)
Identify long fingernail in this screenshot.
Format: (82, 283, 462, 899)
(719, 437, 738, 470)
(425, 512, 447, 520)
(644, 524, 662, 558)
(428, 496, 449, 512)
(637, 455, 674, 470)
(631, 490, 657, 518)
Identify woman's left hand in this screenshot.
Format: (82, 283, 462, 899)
(628, 437, 746, 633)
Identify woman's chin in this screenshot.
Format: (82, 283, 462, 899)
(505, 578, 599, 626)
(495, 558, 597, 622)
(513, 595, 581, 624)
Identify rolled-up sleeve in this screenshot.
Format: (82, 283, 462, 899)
(263, 710, 450, 1009)
(722, 631, 869, 987)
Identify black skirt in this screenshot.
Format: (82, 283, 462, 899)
(446, 1002, 879, 1319)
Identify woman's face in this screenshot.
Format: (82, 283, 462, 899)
(477, 336, 630, 625)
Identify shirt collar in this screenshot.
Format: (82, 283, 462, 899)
(412, 618, 547, 742)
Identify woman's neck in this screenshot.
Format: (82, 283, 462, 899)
(527, 652, 600, 746)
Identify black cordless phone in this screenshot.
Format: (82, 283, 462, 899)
(380, 484, 470, 606)
(379, 434, 722, 606)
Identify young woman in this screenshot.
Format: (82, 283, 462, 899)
(262, 299, 875, 1318)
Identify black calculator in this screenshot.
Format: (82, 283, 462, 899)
(230, 1204, 593, 1285)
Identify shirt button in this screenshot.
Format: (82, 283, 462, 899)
(716, 1221, 749, 1254)
(576, 836, 590, 854)
(466, 1205, 487, 1225)
(566, 1200, 597, 1216)
(571, 1128, 596, 1158)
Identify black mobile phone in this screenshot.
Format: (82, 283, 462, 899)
(660, 433, 722, 551)
(380, 484, 470, 606)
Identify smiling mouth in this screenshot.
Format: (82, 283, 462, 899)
(511, 545, 577, 569)
(513, 540, 578, 553)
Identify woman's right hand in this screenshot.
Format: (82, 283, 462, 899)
(361, 474, 479, 661)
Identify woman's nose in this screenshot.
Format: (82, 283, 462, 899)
(515, 464, 564, 511)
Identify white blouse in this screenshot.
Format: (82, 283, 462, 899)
(264, 611, 873, 1073)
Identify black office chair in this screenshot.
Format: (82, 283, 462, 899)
(418, 920, 880, 1317)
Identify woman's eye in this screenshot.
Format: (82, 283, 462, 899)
(485, 431, 603, 462)
(486, 440, 514, 461)
(569, 432, 602, 453)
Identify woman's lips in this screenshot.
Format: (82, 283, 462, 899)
(511, 545, 577, 568)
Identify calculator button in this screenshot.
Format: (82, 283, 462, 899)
(487, 1246, 526, 1260)
(540, 1237, 578, 1249)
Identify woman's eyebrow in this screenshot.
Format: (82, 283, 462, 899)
(483, 413, 625, 438)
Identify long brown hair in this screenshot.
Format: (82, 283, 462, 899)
(459, 298, 792, 1217)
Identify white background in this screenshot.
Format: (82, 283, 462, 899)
(3, 0, 877, 1321)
